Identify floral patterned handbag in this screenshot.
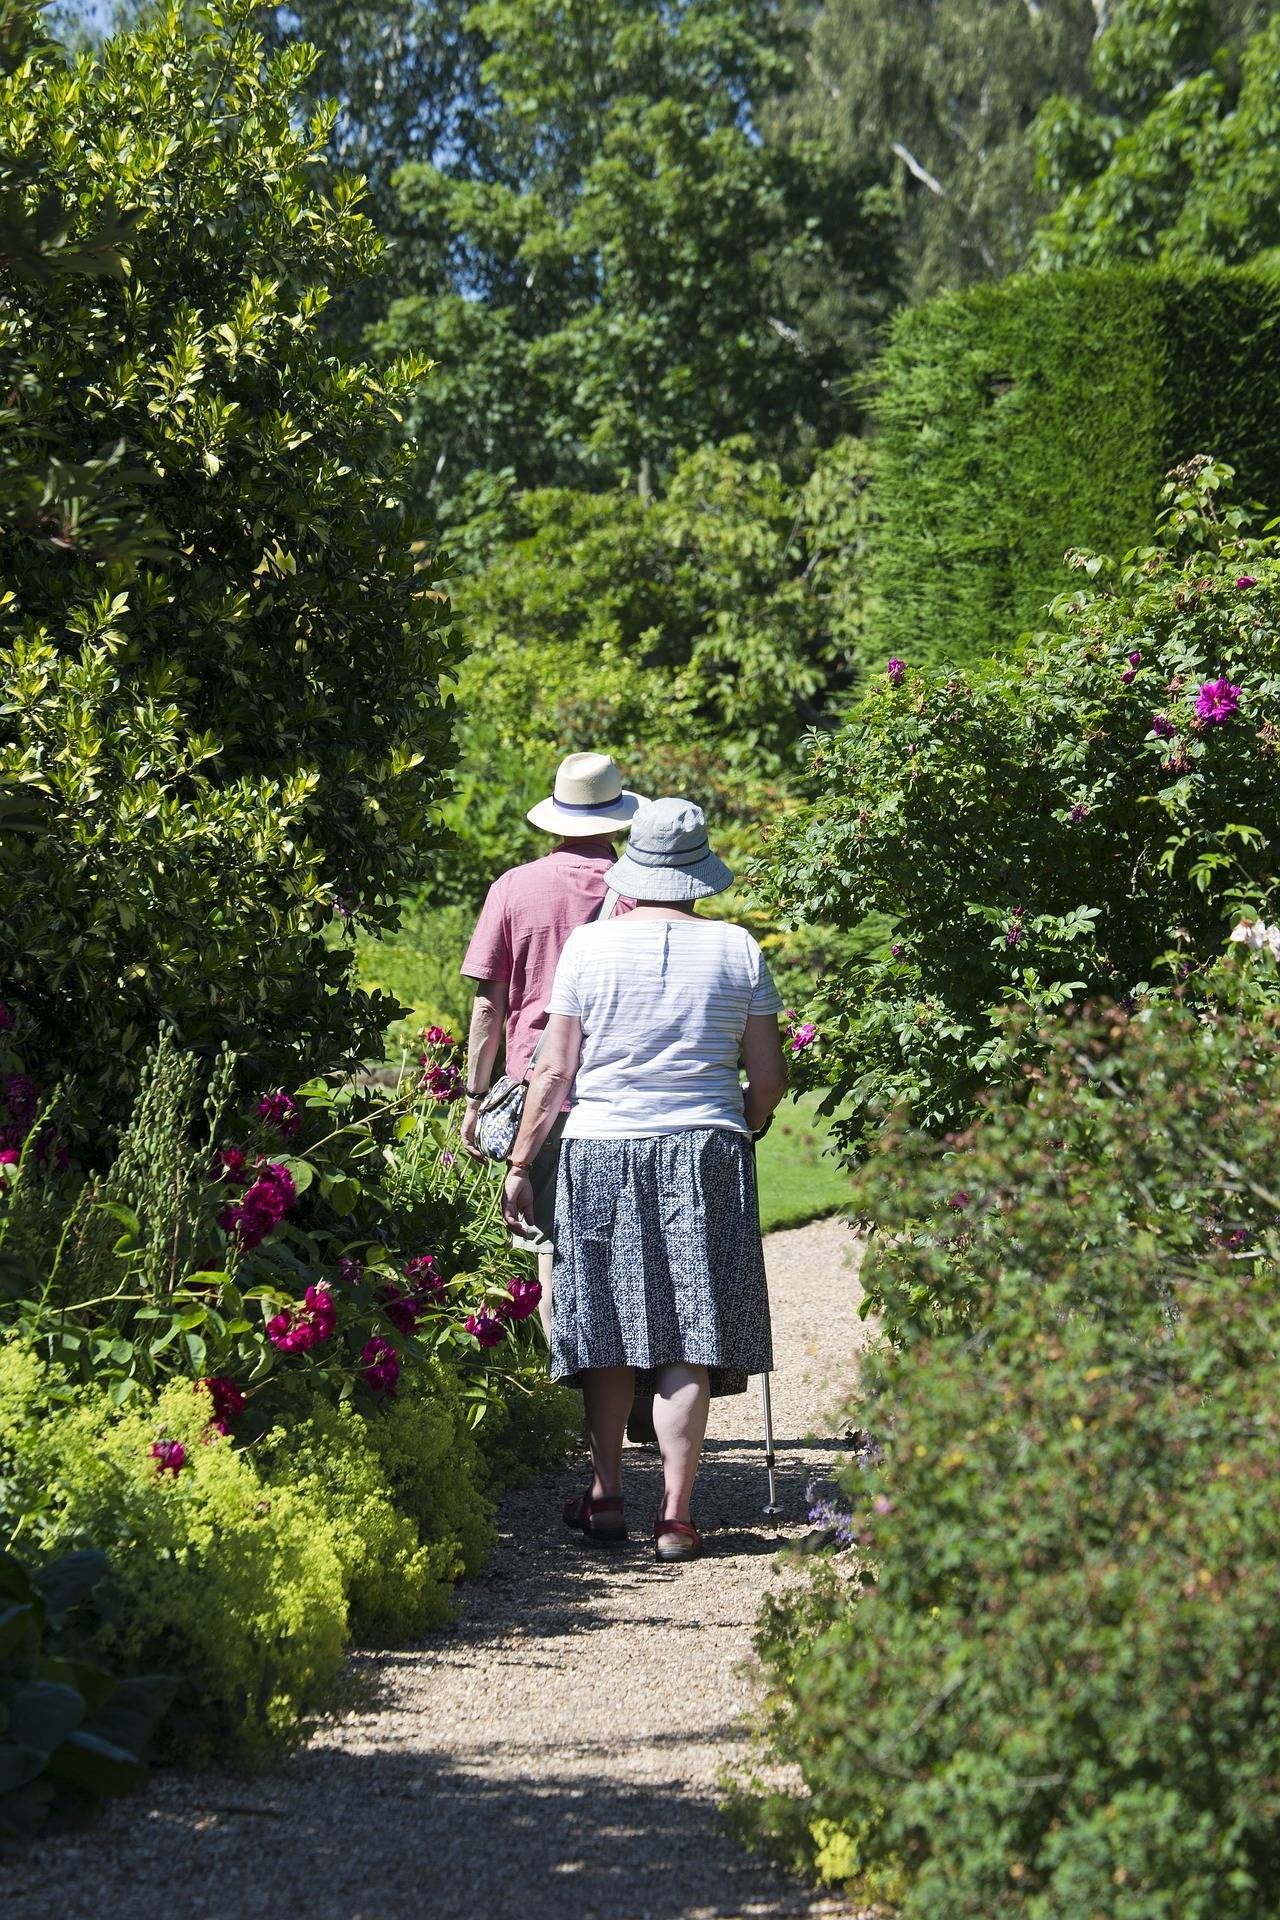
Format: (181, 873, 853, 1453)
(475, 886, 619, 1163)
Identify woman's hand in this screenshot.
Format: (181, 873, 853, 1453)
(501, 1165, 535, 1235)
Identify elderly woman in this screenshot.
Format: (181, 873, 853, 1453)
(500, 797, 788, 1564)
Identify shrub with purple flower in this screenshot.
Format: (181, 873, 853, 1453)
(421, 1059, 464, 1103)
(360, 1336, 400, 1395)
(220, 1158, 298, 1249)
(466, 1308, 508, 1349)
(257, 1089, 301, 1137)
(1195, 676, 1242, 725)
(267, 1284, 336, 1354)
(886, 658, 906, 688)
(505, 1276, 543, 1322)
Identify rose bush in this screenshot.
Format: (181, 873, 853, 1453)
(756, 457, 1280, 1154)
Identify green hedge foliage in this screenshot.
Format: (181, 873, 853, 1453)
(0, 0, 462, 1117)
(758, 459, 1280, 1152)
(739, 979, 1280, 1918)
(866, 266, 1280, 668)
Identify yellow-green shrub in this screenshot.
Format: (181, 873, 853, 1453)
(0, 1341, 348, 1756)
(258, 1364, 494, 1641)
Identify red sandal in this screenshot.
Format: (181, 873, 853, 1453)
(563, 1491, 628, 1544)
(653, 1515, 702, 1563)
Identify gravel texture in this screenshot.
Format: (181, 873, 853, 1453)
(1, 1216, 870, 1920)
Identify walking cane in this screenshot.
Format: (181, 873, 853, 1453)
(750, 1123, 784, 1516)
(759, 1371, 783, 1517)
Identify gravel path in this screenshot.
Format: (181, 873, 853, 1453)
(2, 1216, 869, 1920)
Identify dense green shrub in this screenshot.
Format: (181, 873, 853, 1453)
(0, 1544, 172, 1836)
(864, 266, 1280, 666)
(0, 0, 462, 1115)
(758, 459, 1280, 1151)
(740, 983, 1280, 1917)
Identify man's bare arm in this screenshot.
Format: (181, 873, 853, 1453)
(460, 980, 509, 1160)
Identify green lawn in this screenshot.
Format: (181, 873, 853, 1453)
(756, 1089, 851, 1234)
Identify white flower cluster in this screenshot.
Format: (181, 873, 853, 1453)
(1229, 919, 1280, 958)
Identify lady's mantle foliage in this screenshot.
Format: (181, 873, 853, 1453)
(757, 457, 1280, 1152)
(0, 0, 462, 1112)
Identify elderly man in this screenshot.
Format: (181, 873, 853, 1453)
(460, 752, 641, 1341)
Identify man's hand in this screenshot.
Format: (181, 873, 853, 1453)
(501, 1166, 535, 1235)
(461, 1096, 487, 1162)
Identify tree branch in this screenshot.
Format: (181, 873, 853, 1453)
(891, 140, 948, 199)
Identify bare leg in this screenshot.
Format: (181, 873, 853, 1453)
(653, 1364, 711, 1523)
(536, 1249, 554, 1343)
(581, 1365, 635, 1501)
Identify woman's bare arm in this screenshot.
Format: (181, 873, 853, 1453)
(742, 1014, 788, 1135)
(501, 1015, 582, 1233)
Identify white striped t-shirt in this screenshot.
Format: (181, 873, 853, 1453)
(544, 915, 784, 1139)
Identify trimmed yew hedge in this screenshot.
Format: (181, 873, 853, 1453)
(866, 266, 1280, 668)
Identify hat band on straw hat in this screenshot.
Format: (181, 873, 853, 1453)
(624, 837, 712, 868)
(552, 795, 626, 813)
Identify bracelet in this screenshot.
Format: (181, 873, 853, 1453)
(508, 1160, 532, 1175)
(465, 1086, 488, 1100)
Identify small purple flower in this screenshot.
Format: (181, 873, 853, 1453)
(361, 1336, 399, 1395)
(422, 1059, 464, 1103)
(466, 1308, 508, 1349)
(789, 1022, 817, 1055)
(1196, 677, 1242, 726)
(886, 658, 905, 688)
(151, 1439, 187, 1477)
(890, 943, 903, 958)
(441, 1151, 456, 1168)
(1069, 803, 1087, 824)
(1120, 669, 1137, 686)
(505, 1276, 543, 1322)
(1127, 650, 1141, 668)
(3, 1073, 38, 1128)
(1151, 714, 1177, 740)
(1005, 923, 1023, 948)
(337, 1255, 364, 1286)
(257, 1089, 301, 1138)
(1235, 576, 1258, 589)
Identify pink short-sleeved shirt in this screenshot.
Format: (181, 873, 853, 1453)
(461, 839, 632, 1082)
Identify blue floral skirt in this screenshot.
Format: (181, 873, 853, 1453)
(549, 1128, 772, 1397)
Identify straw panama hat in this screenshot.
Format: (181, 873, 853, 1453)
(527, 752, 645, 837)
(605, 797, 734, 902)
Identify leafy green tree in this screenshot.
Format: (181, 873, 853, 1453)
(1034, 0, 1280, 266)
(0, 0, 462, 1111)
(259, 0, 498, 320)
(418, 436, 874, 901)
(372, 0, 897, 508)
(771, 0, 1100, 300)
